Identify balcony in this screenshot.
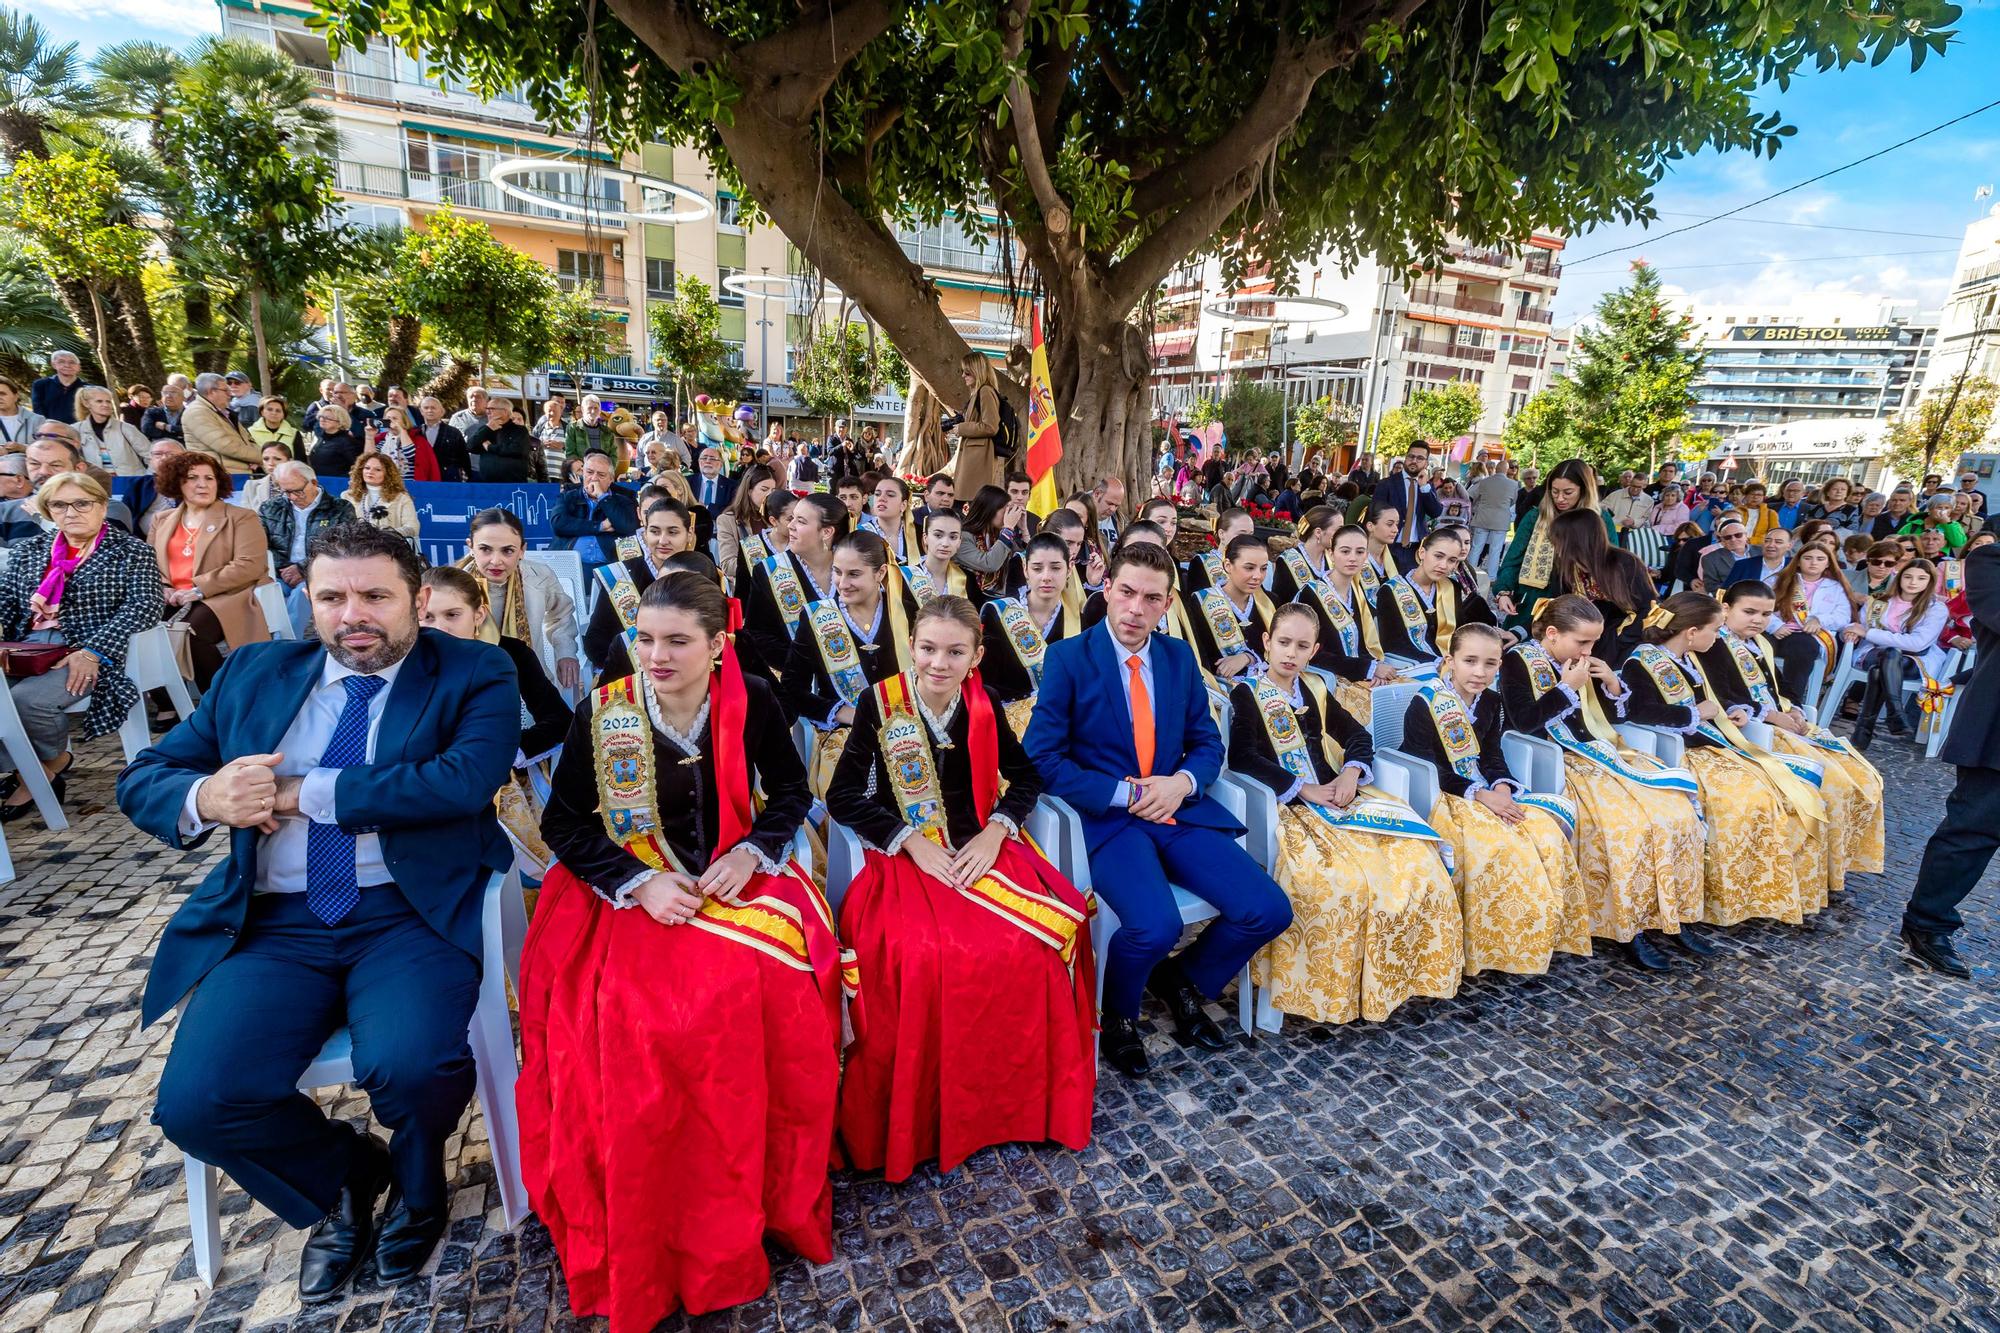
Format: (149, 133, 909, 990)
(1517, 305, 1553, 324)
(1523, 251, 1563, 279)
(1441, 243, 1513, 273)
(894, 227, 1009, 278)
(333, 158, 623, 226)
(1508, 350, 1544, 368)
(1401, 336, 1495, 364)
(1406, 286, 1505, 319)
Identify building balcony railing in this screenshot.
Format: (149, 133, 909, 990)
(1443, 243, 1514, 272)
(1508, 350, 1544, 368)
(1516, 305, 1553, 324)
(334, 158, 622, 225)
(895, 234, 1009, 278)
(1406, 286, 1505, 318)
(1522, 252, 1563, 279)
(1402, 336, 1495, 364)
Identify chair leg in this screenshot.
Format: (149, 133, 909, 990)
(467, 986, 529, 1229)
(119, 700, 151, 766)
(184, 1155, 223, 1287)
(1236, 965, 1255, 1041)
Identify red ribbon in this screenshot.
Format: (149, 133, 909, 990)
(962, 668, 999, 824)
(712, 625, 754, 850)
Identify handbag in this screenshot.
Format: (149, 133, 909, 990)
(162, 604, 198, 681)
(0, 642, 71, 678)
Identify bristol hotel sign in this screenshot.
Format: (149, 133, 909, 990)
(1727, 325, 1898, 343)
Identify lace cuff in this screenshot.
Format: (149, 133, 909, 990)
(1660, 703, 1703, 735)
(1608, 688, 1631, 721)
(1343, 760, 1375, 789)
(989, 813, 1020, 839)
(879, 825, 918, 857)
(729, 838, 791, 877)
(605, 867, 651, 909)
(1543, 682, 1582, 727)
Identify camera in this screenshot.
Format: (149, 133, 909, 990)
(370, 506, 389, 520)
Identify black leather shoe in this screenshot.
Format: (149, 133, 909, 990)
(1624, 933, 1673, 971)
(1099, 1016, 1149, 1077)
(373, 1191, 449, 1283)
(299, 1132, 391, 1305)
(1161, 981, 1231, 1051)
(1671, 926, 1718, 957)
(1849, 725, 1874, 754)
(1902, 928, 1972, 979)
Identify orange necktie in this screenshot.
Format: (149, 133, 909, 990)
(1126, 654, 1155, 777)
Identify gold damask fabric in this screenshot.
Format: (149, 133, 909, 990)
(1770, 730, 1884, 890)
(495, 775, 551, 870)
(808, 725, 851, 805)
(1560, 755, 1706, 942)
(1426, 793, 1592, 977)
(1003, 697, 1037, 745)
(1333, 677, 1375, 726)
(1683, 747, 1826, 926)
(1251, 806, 1462, 1025)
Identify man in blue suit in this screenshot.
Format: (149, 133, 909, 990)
(1370, 442, 1444, 552)
(119, 522, 518, 1304)
(551, 449, 640, 574)
(1025, 541, 1291, 1076)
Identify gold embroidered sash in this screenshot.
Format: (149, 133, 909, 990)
(615, 535, 643, 562)
(806, 599, 872, 707)
(1195, 587, 1251, 659)
(1520, 514, 1555, 588)
(461, 556, 529, 643)
(594, 562, 641, 633)
(764, 554, 811, 635)
(1387, 576, 1456, 658)
(992, 598, 1050, 690)
(1197, 549, 1225, 588)
(740, 532, 771, 567)
(1514, 641, 1699, 794)
(1632, 645, 1827, 822)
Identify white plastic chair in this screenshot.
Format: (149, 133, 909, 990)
(0, 671, 69, 831)
(1616, 723, 1685, 767)
(523, 551, 591, 693)
(1818, 641, 1859, 716)
(1362, 679, 1439, 818)
(254, 581, 297, 641)
(115, 625, 199, 765)
(182, 869, 531, 1287)
(1036, 791, 1256, 1041)
(1926, 644, 1976, 760)
(1500, 731, 1565, 795)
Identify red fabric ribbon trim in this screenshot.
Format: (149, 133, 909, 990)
(713, 636, 754, 849)
(963, 668, 999, 824)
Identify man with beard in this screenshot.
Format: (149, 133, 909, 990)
(118, 522, 518, 1306)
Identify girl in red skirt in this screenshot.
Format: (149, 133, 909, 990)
(828, 594, 1097, 1180)
(521, 571, 842, 1331)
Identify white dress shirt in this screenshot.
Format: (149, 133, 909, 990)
(1104, 631, 1199, 808)
(696, 473, 723, 508)
(288, 501, 315, 565)
(178, 656, 407, 893)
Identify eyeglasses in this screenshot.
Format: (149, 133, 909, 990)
(278, 486, 311, 499)
(45, 498, 102, 514)
(1867, 559, 1898, 567)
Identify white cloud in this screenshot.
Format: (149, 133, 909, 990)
(40, 0, 218, 42)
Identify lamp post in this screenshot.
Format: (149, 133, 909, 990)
(756, 265, 773, 425)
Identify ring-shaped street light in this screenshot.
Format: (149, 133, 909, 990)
(487, 158, 712, 224)
(1200, 294, 1349, 324)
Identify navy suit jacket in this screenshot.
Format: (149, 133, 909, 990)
(1724, 555, 1785, 590)
(686, 470, 737, 512)
(1023, 620, 1240, 849)
(1371, 471, 1444, 545)
(119, 631, 519, 1026)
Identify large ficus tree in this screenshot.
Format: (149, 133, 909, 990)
(318, 0, 1958, 493)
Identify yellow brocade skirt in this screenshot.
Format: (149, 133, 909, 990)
(807, 724, 851, 805)
(1560, 755, 1706, 942)
(1334, 678, 1374, 725)
(1003, 696, 1037, 743)
(1251, 805, 1462, 1025)
(1770, 730, 1884, 888)
(1682, 747, 1825, 927)
(1427, 793, 1592, 977)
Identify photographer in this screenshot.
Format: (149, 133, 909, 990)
(344, 452, 421, 542)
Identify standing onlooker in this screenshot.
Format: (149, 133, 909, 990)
(182, 372, 259, 474)
(1514, 466, 1542, 521)
(223, 371, 262, 426)
(121, 385, 153, 429)
(533, 395, 569, 456)
(949, 354, 1003, 497)
(1901, 543, 2000, 976)
(1370, 443, 1442, 551)
(0, 377, 44, 448)
(448, 386, 490, 437)
(464, 395, 538, 483)
(1466, 462, 1520, 578)
(1604, 471, 1657, 536)
(1956, 471, 1989, 520)
(140, 382, 186, 442)
(1773, 478, 1808, 530)
(31, 351, 82, 423)
(415, 396, 472, 482)
(563, 394, 608, 463)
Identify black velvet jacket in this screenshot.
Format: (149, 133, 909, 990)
(1180, 584, 1271, 680)
(501, 634, 571, 760)
(780, 597, 909, 728)
(580, 556, 783, 703)
(1398, 686, 1513, 797)
(541, 674, 809, 898)
(1227, 677, 1373, 799)
(1619, 649, 1722, 750)
(825, 683, 1039, 849)
(741, 551, 834, 675)
(979, 598, 1075, 702)
(1498, 652, 1621, 745)
(1374, 576, 1498, 663)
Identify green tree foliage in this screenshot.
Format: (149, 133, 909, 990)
(1218, 383, 1285, 456)
(1184, 397, 1222, 429)
(1372, 406, 1421, 460)
(8, 148, 148, 387)
(1403, 381, 1484, 445)
(544, 284, 628, 387)
(318, 0, 1959, 497)
(1560, 261, 1704, 475)
(649, 275, 746, 403)
(403, 207, 558, 381)
(162, 38, 347, 391)
(0, 235, 86, 380)
(1502, 380, 1585, 471)
(791, 322, 878, 421)
(1885, 373, 2000, 483)
(1292, 395, 1360, 462)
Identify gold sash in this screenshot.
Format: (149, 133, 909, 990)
(615, 535, 643, 563)
(764, 555, 812, 634)
(992, 598, 1051, 691)
(806, 599, 873, 707)
(740, 532, 771, 566)
(595, 562, 641, 633)
(873, 674, 1083, 963)
(1195, 586, 1268, 661)
(1633, 646, 1828, 823)
(903, 561, 967, 602)
(1197, 549, 1225, 588)
(1520, 514, 1555, 589)
(461, 556, 529, 643)
(1387, 576, 1456, 658)
(1281, 547, 1327, 598)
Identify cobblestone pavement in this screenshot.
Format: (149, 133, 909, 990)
(2, 733, 1998, 1333)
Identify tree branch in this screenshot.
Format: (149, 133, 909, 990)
(740, 0, 899, 119)
(601, 0, 730, 76)
(997, 0, 1071, 243)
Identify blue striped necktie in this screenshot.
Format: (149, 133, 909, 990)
(304, 674, 389, 926)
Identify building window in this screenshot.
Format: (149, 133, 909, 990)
(645, 258, 674, 300)
(717, 267, 745, 306)
(716, 195, 744, 229)
(556, 249, 606, 291)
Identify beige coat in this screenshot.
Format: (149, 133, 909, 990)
(182, 396, 260, 474)
(150, 504, 273, 648)
(345, 487, 421, 541)
(952, 382, 1002, 497)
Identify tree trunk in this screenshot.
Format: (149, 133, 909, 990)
(107, 274, 164, 388)
(379, 313, 423, 394)
(1045, 313, 1153, 499)
(422, 356, 477, 410)
(86, 287, 116, 394)
(247, 286, 272, 393)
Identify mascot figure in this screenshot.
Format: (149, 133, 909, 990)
(604, 406, 644, 475)
(693, 394, 753, 467)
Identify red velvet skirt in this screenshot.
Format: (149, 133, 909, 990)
(518, 863, 842, 1332)
(836, 839, 1096, 1181)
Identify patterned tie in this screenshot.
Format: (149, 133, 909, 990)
(304, 674, 389, 926)
(1126, 654, 1155, 778)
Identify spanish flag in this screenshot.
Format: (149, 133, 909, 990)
(1024, 304, 1063, 518)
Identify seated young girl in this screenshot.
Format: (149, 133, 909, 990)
(1289, 523, 1402, 723)
(1701, 581, 1884, 895)
(1182, 533, 1275, 684)
(980, 533, 1078, 739)
(1621, 592, 1832, 929)
(522, 572, 839, 1331)
(1841, 556, 1949, 751)
(1229, 604, 1463, 1023)
(827, 596, 1095, 1179)
(1500, 596, 1707, 971)
(1397, 624, 1592, 979)
(1376, 528, 1500, 670)
(781, 529, 916, 801)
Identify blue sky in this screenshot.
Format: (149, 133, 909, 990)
(38, 0, 2000, 329)
(1552, 2, 2000, 323)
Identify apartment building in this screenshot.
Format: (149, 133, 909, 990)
(217, 0, 1026, 432)
(1151, 233, 1567, 465)
(1922, 204, 2000, 411)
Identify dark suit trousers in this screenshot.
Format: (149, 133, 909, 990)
(154, 886, 479, 1228)
(1089, 817, 1291, 1019)
(1906, 765, 2000, 938)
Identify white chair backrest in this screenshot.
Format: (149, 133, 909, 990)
(254, 581, 296, 641)
(1367, 681, 1420, 753)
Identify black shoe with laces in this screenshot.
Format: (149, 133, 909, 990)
(1902, 928, 1972, 979)
(299, 1132, 391, 1305)
(1671, 926, 1719, 957)
(1099, 1015, 1150, 1077)
(1624, 933, 1674, 971)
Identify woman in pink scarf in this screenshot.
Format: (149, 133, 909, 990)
(0, 471, 165, 823)
(1649, 483, 1693, 536)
